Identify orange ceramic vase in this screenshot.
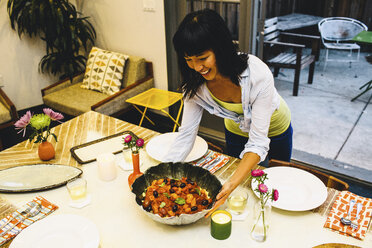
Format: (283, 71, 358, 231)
(128, 152, 143, 190)
(38, 141, 55, 161)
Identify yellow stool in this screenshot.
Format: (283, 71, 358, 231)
(126, 88, 183, 132)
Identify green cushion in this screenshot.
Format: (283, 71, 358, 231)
(122, 56, 146, 87)
(0, 102, 11, 124)
(43, 83, 108, 116)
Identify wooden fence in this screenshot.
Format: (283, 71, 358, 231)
(187, 0, 372, 33)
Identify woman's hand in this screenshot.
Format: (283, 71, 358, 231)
(204, 152, 260, 218)
(205, 181, 236, 218)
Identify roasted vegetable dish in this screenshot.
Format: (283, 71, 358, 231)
(140, 177, 212, 217)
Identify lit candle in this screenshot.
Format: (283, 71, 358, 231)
(210, 210, 232, 240)
(97, 153, 117, 181)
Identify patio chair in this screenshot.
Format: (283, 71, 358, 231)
(318, 17, 368, 71)
(263, 17, 320, 96)
(268, 159, 349, 191)
(0, 87, 18, 150)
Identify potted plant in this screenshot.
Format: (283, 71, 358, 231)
(7, 0, 96, 80)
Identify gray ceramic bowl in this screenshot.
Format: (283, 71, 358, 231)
(131, 162, 222, 225)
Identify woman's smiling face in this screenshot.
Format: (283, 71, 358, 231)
(184, 50, 220, 81)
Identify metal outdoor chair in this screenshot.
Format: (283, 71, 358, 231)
(268, 159, 349, 191)
(318, 17, 368, 71)
(263, 17, 320, 96)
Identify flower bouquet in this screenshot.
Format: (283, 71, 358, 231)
(14, 108, 64, 160)
(123, 134, 144, 154)
(250, 169, 279, 242)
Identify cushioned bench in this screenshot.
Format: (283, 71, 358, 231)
(42, 53, 154, 117)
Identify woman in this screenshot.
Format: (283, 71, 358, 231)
(163, 9, 292, 216)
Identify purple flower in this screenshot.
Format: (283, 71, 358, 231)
(251, 169, 265, 177)
(14, 111, 32, 137)
(136, 138, 144, 147)
(43, 108, 64, 122)
(273, 189, 279, 201)
(124, 135, 132, 143)
(258, 184, 268, 193)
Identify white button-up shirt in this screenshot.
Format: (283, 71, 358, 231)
(163, 55, 280, 162)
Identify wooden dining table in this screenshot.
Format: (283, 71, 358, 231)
(0, 111, 371, 247)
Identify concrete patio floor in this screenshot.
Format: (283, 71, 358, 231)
(275, 49, 372, 186)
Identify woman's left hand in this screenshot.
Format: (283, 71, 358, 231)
(205, 181, 235, 218)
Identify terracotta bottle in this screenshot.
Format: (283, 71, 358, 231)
(128, 152, 143, 189)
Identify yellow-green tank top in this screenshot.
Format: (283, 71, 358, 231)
(209, 91, 291, 137)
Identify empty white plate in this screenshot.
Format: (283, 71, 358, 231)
(10, 214, 99, 248)
(146, 132, 208, 162)
(251, 166, 328, 211)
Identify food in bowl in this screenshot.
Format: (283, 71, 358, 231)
(141, 177, 212, 217)
(131, 162, 222, 225)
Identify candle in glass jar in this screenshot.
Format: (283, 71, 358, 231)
(210, 210, 232, 240)
(97, 153, 117, 181)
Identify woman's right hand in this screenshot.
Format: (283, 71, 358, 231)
(205, 181, 236, 218)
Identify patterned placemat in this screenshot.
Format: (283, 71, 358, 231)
(192, 150, 230, 174)
(0, 197, 16, 248)
(324, 191, 372, 240)
(0, 196, 58, 246)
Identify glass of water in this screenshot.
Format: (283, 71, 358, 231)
(227, 186, 249, 215)
(66, 178, 87, 202)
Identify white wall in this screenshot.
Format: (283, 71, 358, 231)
(0, 0, 168, 110)
(0, 1, 59, 110)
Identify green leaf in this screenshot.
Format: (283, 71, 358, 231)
(7, 0, 95, 80)
(175, 197, 185, 205)
(51, 133, 58, 142)
(159, 182, 166, 187)
(159, 202, 166, 208)
(163, 193, 170, 198)
(195, 188, 201, 195)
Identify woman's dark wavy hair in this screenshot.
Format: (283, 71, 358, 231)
(173, 9, 248, 98)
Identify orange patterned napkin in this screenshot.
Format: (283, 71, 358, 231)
(192, 150, 230, 174)
(324, 191, 372, 240)
(0, 196, 58, 245)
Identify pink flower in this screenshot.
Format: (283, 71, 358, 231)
(258, 184, 268, 193)
(124, 135, 132, 143)
(251, 169, 265, 177)
(136, 138, 144, 147)
(14, 111, 32, 137)
(273, 189, 279, 201)
(43, 108, 64, 122)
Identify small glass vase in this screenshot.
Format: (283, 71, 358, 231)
(251, 200, 272, 242)
(128, 152, 143, 190)
(122, 148, 132, 164)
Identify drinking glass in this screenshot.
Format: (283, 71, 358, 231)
(227, 186, 249, 215)
(66, 178, 87, 202)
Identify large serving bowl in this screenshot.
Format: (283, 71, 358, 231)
(131, 162, 222, 225)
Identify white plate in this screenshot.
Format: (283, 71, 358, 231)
(251, 167, 327, 211)
(146, 132, 208, 162)
(10, 214, 100, 248)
